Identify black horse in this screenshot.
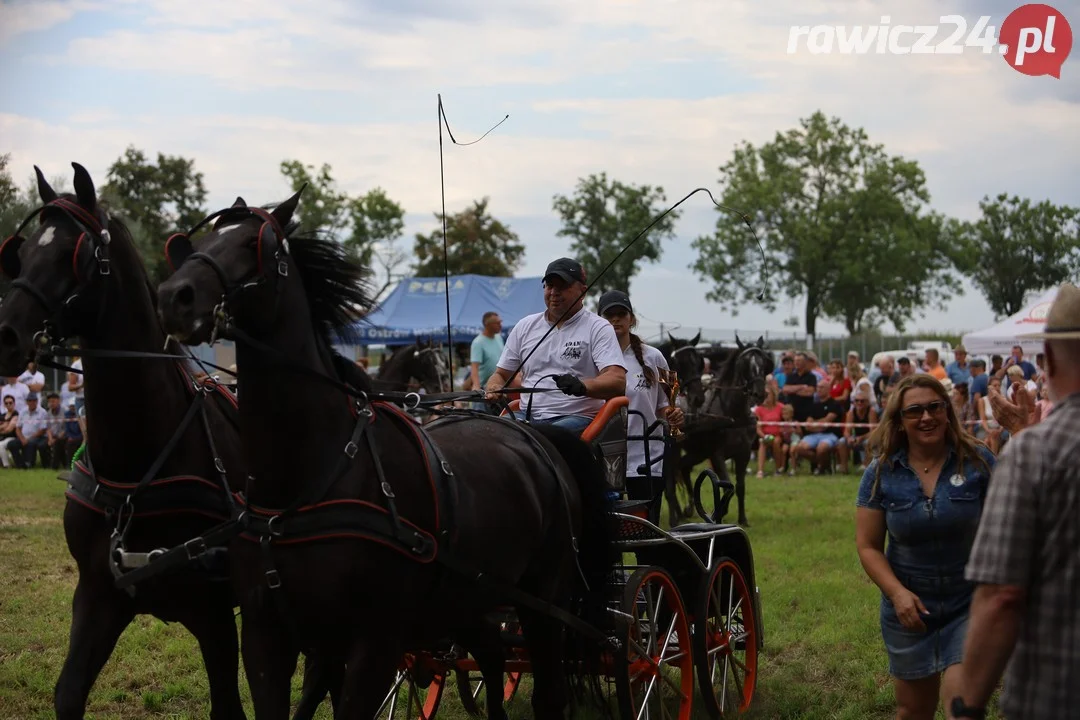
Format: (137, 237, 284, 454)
(677, 335, 772, 527)
(0, 164, 253, 719)
(156, 190, 615, 720)
(374, 339, 451, 394)
(0, 165, 337, 720)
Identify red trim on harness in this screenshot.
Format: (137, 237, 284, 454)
(164, 233, 187, 273)
(64, 491, 228, 522)
(51, 198, 103, 234)
(373, 401, 441, 533)
(72, 232, 88, 283)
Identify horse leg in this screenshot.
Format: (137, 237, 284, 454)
(241, 609, 298, 720)
(333, 638, 402, 719)
(517, 608, 569, 720)
(456, 620, 509, 720)
(293, 651, 345, 720)
(734, 440, 751, 527)
(54, 576, 136, 720)
(178, 601, 247, 720)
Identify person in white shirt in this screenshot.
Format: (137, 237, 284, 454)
(11, 393, 49, 469)
(17, 362, 45, 393)
(1, 376, 30, 416)
(66, 358, 84, 411)
(484, 257, 626, 434)
(599, 290, 684, 502)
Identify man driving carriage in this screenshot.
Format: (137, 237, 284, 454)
(483, 257, 626, 434)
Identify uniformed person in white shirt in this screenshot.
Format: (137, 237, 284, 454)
(484, 257, 626, 434)
(598, 290, 684, 501)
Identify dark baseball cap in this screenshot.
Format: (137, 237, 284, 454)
(897, 357, 911, 365)
(598, 290, 633, 316)
(26, 393, 38, 401)
(543, 257, 586, 285)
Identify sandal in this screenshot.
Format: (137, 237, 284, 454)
(755, 471, 764, 478)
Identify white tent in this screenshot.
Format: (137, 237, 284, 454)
(961, 286, 1058, 356)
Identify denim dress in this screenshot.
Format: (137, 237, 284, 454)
(856, 445, 996, 679)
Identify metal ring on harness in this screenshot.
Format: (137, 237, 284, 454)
(266, 514, 284, 537)
(404, 392, 421, 410)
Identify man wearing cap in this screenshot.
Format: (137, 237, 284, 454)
(949, 282, 1080, 720)
(10, 392, 50, 469)
(484, 258, 626, 433)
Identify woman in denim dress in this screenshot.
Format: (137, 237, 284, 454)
(856, 374, 995, 719)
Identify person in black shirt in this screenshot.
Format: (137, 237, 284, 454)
(793, 378, 849, 474)
(781, 351, 819, 421)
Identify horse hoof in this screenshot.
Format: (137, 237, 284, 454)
(738, 518, 750, 528)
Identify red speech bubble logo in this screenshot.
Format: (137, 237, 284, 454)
(1000, 4, 1073, 78)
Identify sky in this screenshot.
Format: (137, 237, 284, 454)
(2, 0, 1078, 343)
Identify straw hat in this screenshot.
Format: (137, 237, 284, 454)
(1019, 283, 1080, 340)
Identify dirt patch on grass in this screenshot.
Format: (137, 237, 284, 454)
(0, 515, 61, 527)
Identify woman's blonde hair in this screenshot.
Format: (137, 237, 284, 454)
(865, 374, 991, 500)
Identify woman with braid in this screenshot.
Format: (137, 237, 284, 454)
(599, 290, 684, 503)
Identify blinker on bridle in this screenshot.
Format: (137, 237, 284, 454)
(0, 197, 113, 348)
(164, 204, 290, 341)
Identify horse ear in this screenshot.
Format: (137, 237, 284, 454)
(667, 332, 676, 345)
(232, 196, 246, 208)
(757, 335, 764, 347)
(690, 331, 701, 346)
(34, 166, 58, 203)
(735, 334, 744, 349)
(271, 185, 305, 228)
(71, 162, 97, 209)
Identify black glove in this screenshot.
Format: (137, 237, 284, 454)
(554, 374, 587, 397)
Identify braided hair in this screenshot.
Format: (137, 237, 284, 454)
(628, 331, 655, 388)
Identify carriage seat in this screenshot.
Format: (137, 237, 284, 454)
(502, 397, 630, 492)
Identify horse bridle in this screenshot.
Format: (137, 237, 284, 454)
(0, 197, 113, 349)
(164, 205, 290, 341)
(414, 346, 452, 393)
(693, 345, 771, 420)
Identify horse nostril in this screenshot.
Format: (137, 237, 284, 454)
(175, 284, 195, 309)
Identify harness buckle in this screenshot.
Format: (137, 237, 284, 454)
(277, 260, 289, 277)
(265, 568, 282, 589)
(380, 481, 395, 499)
(344, 441, 358, 458)
(214, 458, 225, 474)
(440, 460, 453, 476)
(184, 537, 207, 561)
(266, 514, 284, 538)
(95, 245, 111, 276)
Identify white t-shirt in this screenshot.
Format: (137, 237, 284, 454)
(497, 308, 626, 420)
(17, 369, 45, 390)
(1006, 378, 1038, 402)
(623, 343, 670, 478)
(62, 360, 84, 408)
(1, 381, 30, 416)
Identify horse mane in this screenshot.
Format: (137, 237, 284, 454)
(280, 219, 376, 392)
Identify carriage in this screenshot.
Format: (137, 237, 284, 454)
(375, 395, 763, 719)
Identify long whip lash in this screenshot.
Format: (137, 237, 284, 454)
(499, 187, 769, 391)
(436, 94, 510, 386)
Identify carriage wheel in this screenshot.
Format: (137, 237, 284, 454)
(693, 557, 758, 717)
(374, 657, 445, 720)
(615, 566, 694, 719)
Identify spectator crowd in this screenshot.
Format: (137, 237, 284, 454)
(0, 360, 85, 470)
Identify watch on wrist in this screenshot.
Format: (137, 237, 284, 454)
(950, 697, 985, 719)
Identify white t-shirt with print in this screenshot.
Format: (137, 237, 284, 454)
(1, 382, 30, 416)
(497, 308, 626, 421)
(18, 369, 45, 390)
(623, 343, 670, 478)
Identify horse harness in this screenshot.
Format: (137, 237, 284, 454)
(0, 197, 113, 352)
(690, 346, 771, 428)
(63, 365, 240, 596)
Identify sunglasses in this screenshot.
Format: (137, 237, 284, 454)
(900, 400, 948, 419)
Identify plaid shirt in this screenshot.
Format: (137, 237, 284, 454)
(965, 391, 1080, 719)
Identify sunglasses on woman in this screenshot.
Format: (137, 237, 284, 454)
(899, 400, 948, 419)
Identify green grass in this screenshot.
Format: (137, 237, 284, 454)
(0, 466, 1000, 718)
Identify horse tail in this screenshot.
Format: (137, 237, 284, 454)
(532, 424, 617, 705)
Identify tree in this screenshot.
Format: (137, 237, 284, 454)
(279, 161, 407, 299)
(691, 111, 959, 337)
(552, 173, 678, 300)
(101, 146, 208, 286)
(0, 154, 33, 295)
(953, 194, 1080, 317)
(413, 198, 524, 277)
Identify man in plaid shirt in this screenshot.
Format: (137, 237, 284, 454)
(949, 282, 1080, 720)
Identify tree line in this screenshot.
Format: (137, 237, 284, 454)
(2, 109, 1077, 334)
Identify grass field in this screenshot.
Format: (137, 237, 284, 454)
(0, 466, 1001, 719)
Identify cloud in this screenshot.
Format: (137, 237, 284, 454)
(0, 0, 92, 43)
(4, 0, 1078, 337)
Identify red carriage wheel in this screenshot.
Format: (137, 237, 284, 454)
(615, 566, 694, 719)
(693, 557, 758, 717)
(374, 656, 445, 720)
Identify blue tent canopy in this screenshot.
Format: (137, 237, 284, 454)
(349, 274, 545, 344)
